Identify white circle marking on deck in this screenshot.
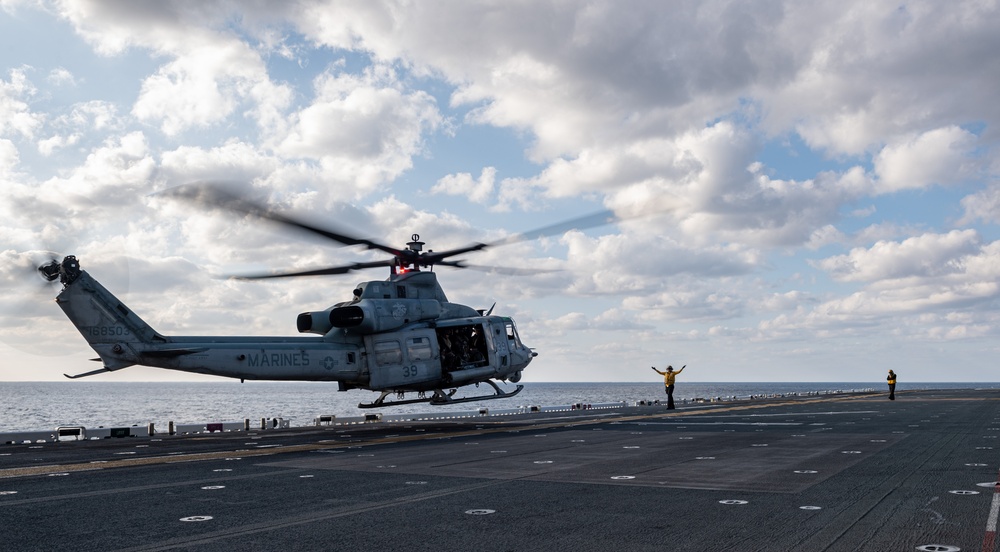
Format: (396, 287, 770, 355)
(799, 506, 822, 510)
(915, 545, 960, 552)
(465, 509, 495, 515)
(719, 500, 748, 505)
(201, 486, 225, 490)
(948, 490, 979, 495)
(611, 476, 635, 480)
(180, 516, 213, 522)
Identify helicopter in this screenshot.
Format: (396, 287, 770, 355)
(38, 184, 618, 408)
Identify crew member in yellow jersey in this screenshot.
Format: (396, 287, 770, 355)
(651, 364, 686, 409)
(886, 369, 896, 400)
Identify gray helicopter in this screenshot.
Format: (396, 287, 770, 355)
(39, 185, 616, 408)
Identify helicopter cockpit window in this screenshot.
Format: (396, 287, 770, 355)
(374, 340, 402, 366)
(406, 336, 432, 362)
(505, 322, 523, 348)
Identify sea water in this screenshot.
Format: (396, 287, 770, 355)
(0, 381, 997, 432)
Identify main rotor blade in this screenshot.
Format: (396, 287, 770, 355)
(164, 183, 625, 278)
(487, 209, 618, 248)
(229, 260, 394, 280)
(162, 183, 403, 256)
(451, 263, 563, 276)
(421, 209, 619, 264)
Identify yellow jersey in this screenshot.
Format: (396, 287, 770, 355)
(662, 367, 684, 385)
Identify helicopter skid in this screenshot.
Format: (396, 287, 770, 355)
(358, 380, 523, 409)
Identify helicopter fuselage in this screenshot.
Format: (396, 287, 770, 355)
(51, 257, 533, 406)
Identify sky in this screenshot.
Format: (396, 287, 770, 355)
(1, 0, 999, 384)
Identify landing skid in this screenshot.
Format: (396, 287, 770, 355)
(358, 380, 524, 409)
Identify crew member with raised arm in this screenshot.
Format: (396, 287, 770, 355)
(652, 364, 686, 409)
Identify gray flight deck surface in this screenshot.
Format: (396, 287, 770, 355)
(2, 389, 999, 551)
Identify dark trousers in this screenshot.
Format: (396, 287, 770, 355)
(888, 383, 895, 400)
(666, 384, 675, 409)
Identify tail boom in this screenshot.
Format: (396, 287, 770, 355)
(52, 257, 364, 383)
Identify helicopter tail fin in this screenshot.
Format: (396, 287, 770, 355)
(52, 257, 166, 372)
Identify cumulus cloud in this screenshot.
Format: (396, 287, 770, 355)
(873, 126, 979, 192)
(432, 167, 496, 204)
(159, 141, 277, 186)
(46, 67, 76, 87)
(754, 232, 1000, 343)
(132, 41, 291, 136)
(37, 133, 80, 155)
(815, 230, 981, 283)
(0, 68, 43, 139)
(0, 138, 19, 176)
(58, 0, 293, 136)
(40, 131, 157, 202)
(960, 186, 1000, 225)
(276, 66, 443, 193)
(764, 3, 1000, 155)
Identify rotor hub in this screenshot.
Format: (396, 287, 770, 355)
(406, 234, 425, 253)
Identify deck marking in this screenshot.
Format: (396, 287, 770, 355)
(983, 468, 1000, 552)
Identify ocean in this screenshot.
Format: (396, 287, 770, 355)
(1, 381, 998, 433)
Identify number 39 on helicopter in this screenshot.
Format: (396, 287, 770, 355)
(37, 185, 616, 409)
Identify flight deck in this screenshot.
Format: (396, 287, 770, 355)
(1, 388, 998, 551)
